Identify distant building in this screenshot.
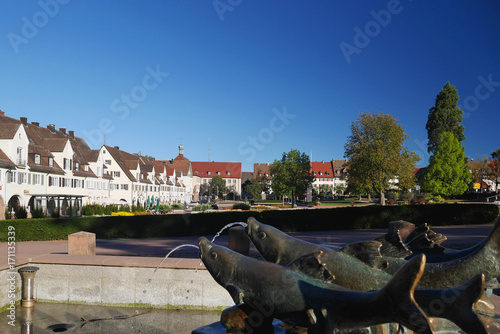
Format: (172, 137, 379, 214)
(192, 161, 242, 201)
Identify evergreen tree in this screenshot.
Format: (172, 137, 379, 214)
(426, 82, 465, 154)
(344, 112, 420, 205)
(421, 132, 471, 197)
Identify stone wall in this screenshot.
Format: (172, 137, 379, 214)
(0, 259, 233, 311)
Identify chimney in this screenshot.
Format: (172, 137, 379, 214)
(69, 130, 74, 138)
(20, 117, 28, 125)
(114, 146, 119, 150)
(31, 122, 39, 126)
(47, 124, 55, 131)
(59, 127, 66, 134)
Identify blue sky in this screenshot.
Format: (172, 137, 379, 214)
(1, 1, 499, 172)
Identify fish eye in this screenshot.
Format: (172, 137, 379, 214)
(258, 231, 267, 239)
(211, 252, 218, 260)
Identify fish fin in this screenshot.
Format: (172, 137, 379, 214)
(405, 223, 430, 243)
(339, 241, 389, 270)
(416, 273, 487, 334)
(285, 251, 335, 282)
(375, 230, 413, 258)
(225, 284, 244, 305)
(382, 254, 433, 334)
(448, 273, 487, 334)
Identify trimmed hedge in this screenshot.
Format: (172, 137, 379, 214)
(0, 204, 498, 242)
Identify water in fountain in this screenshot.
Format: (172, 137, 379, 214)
(154, 244, 201, 274)
(210, 221, 247, 243)
(140, 222, 247, 309)
(138, 244, 201, 309)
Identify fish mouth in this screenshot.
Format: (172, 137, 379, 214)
(198, 237, 213, 257)
(246, 217, 260, 237)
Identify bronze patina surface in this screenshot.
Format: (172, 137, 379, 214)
(198, 237, 434, 334)
(246, 217, 489, 333)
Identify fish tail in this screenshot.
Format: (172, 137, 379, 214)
(382, 254, 434, 334)
(482, 216, 500, 254)
(419, 273, 487, 334)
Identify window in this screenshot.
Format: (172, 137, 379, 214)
(35, 154, 41, 164)
(97, 167, 102, 177)
(84, 165, 89, 171)
(227, 171, 231, 176)
(49, 176, 59, 187)
(8, 171, 16, 183)
(113, 171, 120, 177)
(18, 172, 27, 184)
(105, 160, 111, 165)
(17, 147, 23, 165)
(121, 184, 128, 190)
(48, 157, 54, 167)
(75, 163, 79, 171)
(63, 158, 72, 170)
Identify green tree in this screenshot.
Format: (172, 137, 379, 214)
(255, 174, 272, 195)
(426, 82, 465, 154)
(269, 149, 315, 207)
(209, 175, 226, 199)
(334, 184, 346, 196)
(245, 181, 263, 200)
(490, 149, 500, 191)
(469, 156, 492, 191)
(344, 112, 420, 205)
(421, 132, 471, 197)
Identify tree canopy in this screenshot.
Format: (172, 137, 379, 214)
(244, 181, 263, 200)
(209, 175, 227, 199)
(269, 149, 315, 207)
(421, 132, 471, 197)
(344, 112, 420, 205)
(490, 149, 500, 191)
(426, 82, 465, 154)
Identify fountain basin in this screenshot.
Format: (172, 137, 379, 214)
(0, 255, 233, 313)
(0, 302, 220, 333)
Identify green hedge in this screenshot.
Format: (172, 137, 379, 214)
(0, 204, 498, 241)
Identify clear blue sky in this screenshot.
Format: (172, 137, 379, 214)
(1, 1, 499, 172)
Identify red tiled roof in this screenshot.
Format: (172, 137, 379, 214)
(103, 145, 138, 182)
(0, 148, 16, 168)
(0, 123, 20, 139)
(191, 161, 241, 179)
(311, 161, 335, 179)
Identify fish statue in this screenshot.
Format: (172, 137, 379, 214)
(246, 217, 488, 333)
(198, 236, 434, 333)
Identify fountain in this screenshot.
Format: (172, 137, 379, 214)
(192, 217, 500, 333)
